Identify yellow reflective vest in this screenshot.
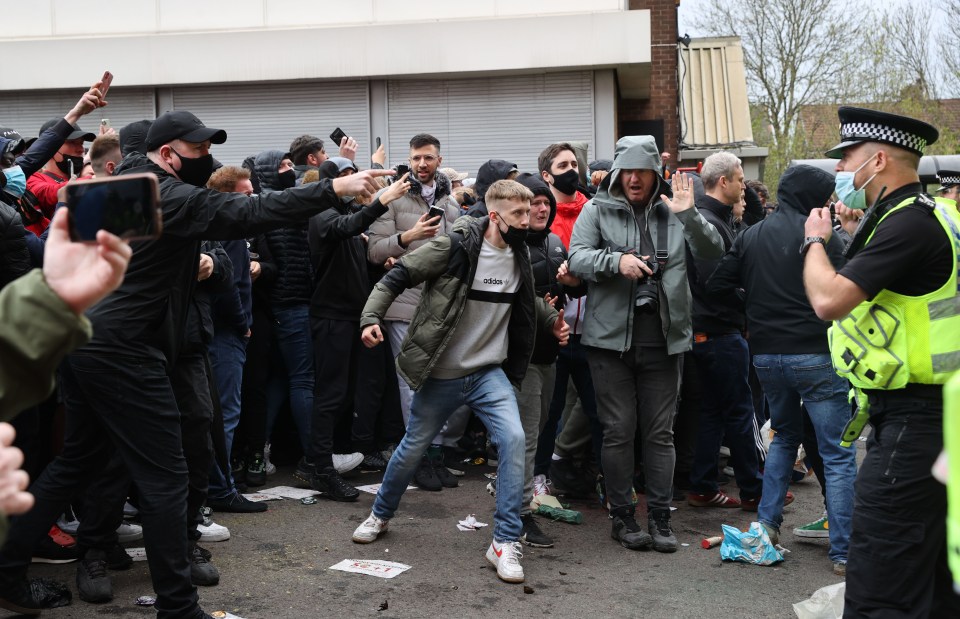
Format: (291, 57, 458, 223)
(830, 196, 960, 390)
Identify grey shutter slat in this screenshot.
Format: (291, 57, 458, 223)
(170, 81, 370, 169)
(387, 72, 594, 176)
(0, 87, 155, 139)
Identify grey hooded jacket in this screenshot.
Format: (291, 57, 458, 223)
(568, 136, 724, 355)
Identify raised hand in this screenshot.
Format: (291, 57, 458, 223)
(661, 172, 694, 213)
(552, 309, 570, 346)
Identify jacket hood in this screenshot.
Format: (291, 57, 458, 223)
(408, 167, 453, 201)
(595, 136, 670, 208)
(777, 164, 835, 215)
(516, 173, 557, 243)
(474, 159, 518, 200)
(254, 149, 286, 192)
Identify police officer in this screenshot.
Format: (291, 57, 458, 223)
(936, 169, 960, 204)
(802, 106, 960, 616)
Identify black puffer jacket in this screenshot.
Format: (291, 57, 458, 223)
(688, 194, 745, 334)
(518, 174, 586, 364)
(254, 150, 313, 307)
(0, 201, 30, 291)
(707, 164, 844, 354)
(465, 159, 517, 218)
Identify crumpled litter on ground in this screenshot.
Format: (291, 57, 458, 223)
(719, 522, 784, 565)
(457, 514, 489, 531)
(793, 582, 845, 618)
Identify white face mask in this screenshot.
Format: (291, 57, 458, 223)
(834, 152, 879, 211)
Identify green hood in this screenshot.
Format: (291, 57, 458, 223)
(597, 135, 671, 207)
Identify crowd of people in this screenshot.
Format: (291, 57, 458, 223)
(0, 75, 958, 618)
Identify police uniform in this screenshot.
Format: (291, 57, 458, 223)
(825, 107, 960, 616)
(936, 169, 960, 202)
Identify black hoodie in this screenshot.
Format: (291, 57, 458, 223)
(518, 173, 586, 364)
(706, 164, 845, 354)
(466, 159, 518, 218)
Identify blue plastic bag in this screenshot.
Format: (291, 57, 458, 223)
(719, 522, 784, 566)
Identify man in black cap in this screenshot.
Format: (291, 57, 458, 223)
(0, 110, 391, 618)
(936, 169, 960, 205)
(803, 106, 960, 615)
(26, 119, 96, 222)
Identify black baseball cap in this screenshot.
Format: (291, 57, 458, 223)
(119, 120, 152, 157)
(144, 111, 227, 152)
(39, 118, 96, 142)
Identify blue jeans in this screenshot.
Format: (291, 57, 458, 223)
(752, 353, 857, 563)
(208, 330, 248, 499)
(689, 333, 764, 497)
(267, 305, 314, 452)
(373, 366, 525, 542)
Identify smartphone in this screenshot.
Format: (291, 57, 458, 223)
(428, 205, 445, 221)
(66, 173, 162, 243)
(394, 163, 410, 182)
(99, 71, 113, 99)
(375, 137, 382, 148)
(101, 119, 111, 131)
(329, 127, 347, 147)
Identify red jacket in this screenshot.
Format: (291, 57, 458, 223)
(551, 191, 589, 249)
(26, 169, 68, 226)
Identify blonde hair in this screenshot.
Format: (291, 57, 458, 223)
(485, 179, 533, 211)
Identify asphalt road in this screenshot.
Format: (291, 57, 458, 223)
(27, 452, 855, 619)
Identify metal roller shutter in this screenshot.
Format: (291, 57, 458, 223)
(170, 81, 370, 168)
(0, 87, 155, 139)
(387, 71, 594, 177)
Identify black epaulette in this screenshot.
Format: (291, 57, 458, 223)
(914, 193, 936, 213)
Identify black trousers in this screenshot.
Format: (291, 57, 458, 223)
(0, 353, 203, 619)
(76, 451, 129, 551)
(844, 392, 960, 618)
(352, 333, 404, 453)
(308, 318, 361, 468)
(171, 353, 214, 541)
(235, 303, 273, 459)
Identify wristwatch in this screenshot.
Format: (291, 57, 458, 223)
(799, 236, 826, 256)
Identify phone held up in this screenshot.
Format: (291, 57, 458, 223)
(329, 127, 347, 147)
(427, 205, 445, 221)
(66, 173, 163, 243)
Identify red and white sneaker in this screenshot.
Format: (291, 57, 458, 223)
(352, 512, 389, 543)
(687, 490, 741, 508)
(486, 540, 524, 583)
(533, 474, 552, 497)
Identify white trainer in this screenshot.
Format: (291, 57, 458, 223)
(117, 522, 143, 543)
(486, 540, 524, 583)
(198, 519, 231, 543)
(264, 442, 277, 476)
(333, 452, 364, 475)
(352, 512, 389, 544)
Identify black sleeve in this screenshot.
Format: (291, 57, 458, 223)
(14, 120, 72, 178)
(0, 206, 31, 290)
(310, 200, 389, 245)
(200, 241, 234, 294)
(706, 234, 743, 296)
(838, 206, 952, 298)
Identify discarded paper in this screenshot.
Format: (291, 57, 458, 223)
(357, 483, 415, 495)
(125, 547, 148, 562)
(242, 493, 283, 503)
(457, 514, 489, 531)
(793, 582, 845, 619)
(211, 613, 247, 619)
(255, 486, 320, 500)
(329, 559, 411, 579)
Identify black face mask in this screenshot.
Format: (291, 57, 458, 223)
(170, 147, 214, 187)
(550, 169, 580, 196)
(56, 154, 84, 177)
(278, 169, 296, 189)
(496, 218, 528, 246)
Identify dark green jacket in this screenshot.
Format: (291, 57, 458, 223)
(360, 215, 558, 391)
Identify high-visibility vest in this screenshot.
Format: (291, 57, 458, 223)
(943, 373, 960, 593)
(830, 196, 960, 389)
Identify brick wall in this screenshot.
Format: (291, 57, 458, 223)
(619, 0, 679, 155)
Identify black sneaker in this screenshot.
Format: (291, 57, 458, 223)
(76, 549, 112, 603)
(245, 453, 267, 487)
(431, 453, 459, 488)
(231, 456, 246, 488)
(104, 543, 133, 571)
(293, 458, 316, 487)
(647, 508, 678, 553)
(310, 467, 360, 502)
(31, 536, 79, 564)
(207, 491, 268, 514)
(0, 574, 71, 615)
(520, 514, 554, 548)
(190, 545, 219, 587)
(413, 456, 442, 491)
(550, 458, 593, 497)
(610, 509, 653, 550)
(359, 452, 389, 473)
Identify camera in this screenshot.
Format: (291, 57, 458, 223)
(634, 257, 661, 314)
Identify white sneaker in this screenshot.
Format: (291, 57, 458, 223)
(486, 481, 496, 498)
(352, 512, 389, 544)
(264, 442, 276, 476)
(333, 452, 364, 474)
(719, 446, 731, 458)
(117, 522, 143, 543)
(533, 474, 552, 497)
(486, 540, 524, 583)
(198, 519, 231, 543)
(123, 501, 139, 519)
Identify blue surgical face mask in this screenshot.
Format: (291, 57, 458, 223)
(834, 152, 879, 211)
(2, 166, 26, 198)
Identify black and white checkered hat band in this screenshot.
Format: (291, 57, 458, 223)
(841, 122, 927, 153)
(939, 175, 960, 185)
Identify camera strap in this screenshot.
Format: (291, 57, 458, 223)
(654, 202, 669, 269)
